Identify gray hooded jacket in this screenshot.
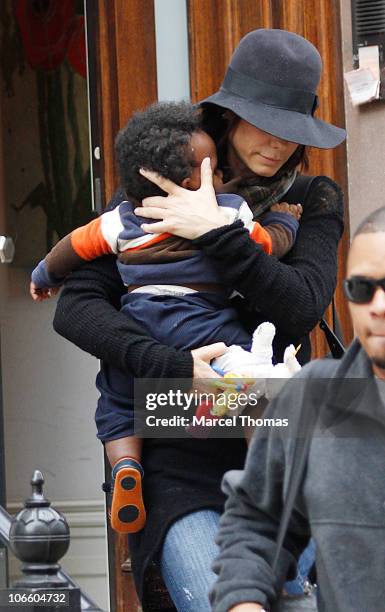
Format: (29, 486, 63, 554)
(210, 340, 385, 612)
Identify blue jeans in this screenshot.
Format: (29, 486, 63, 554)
(160, 509, 220, 612)
(284, 539, 316, 596)
(160, 510, 315, 611)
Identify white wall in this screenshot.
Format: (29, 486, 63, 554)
(340, 1, 385, 235)
(1, 278, 102, 501)
(0, 268, 109, 610)
(154, 0, 190, 101)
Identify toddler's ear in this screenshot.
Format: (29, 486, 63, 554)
(181, 177, 191, 189)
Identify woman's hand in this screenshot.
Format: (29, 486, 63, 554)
(191, 342, 228, 394)
(135, 158, 231, 240)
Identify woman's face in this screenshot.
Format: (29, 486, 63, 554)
(228, 119, 299, 177)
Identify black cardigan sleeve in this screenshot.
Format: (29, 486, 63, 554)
(192, 176, 344, 337)
(53, 253, 194, 379)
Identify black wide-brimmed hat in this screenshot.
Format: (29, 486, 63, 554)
(201, 29, 346, 149)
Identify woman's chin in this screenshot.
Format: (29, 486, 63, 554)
(242, 158, 283, 177)
(249, 165, 279, 178)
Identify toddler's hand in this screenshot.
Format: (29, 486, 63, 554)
(30, 281, 60, 302)
(215, 176, 242, 194)
(270, 202, 303, 220)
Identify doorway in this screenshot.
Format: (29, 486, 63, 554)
(0, 1, 107, 607)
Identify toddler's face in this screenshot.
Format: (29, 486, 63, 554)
(185, 131, 223, 191)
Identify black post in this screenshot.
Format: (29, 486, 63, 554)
(7, 470, 81, 612)
(0, 495, 103, 611)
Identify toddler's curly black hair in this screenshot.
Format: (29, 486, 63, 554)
(115, 101, 202, 202)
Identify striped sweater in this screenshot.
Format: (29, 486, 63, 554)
(32, 194, 299, 289)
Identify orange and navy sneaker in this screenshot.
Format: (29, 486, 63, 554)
(102, 457, 146, 533)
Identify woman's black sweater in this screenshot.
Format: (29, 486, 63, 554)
(52, 176, 344, 608)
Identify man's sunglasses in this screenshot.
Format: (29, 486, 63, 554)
(343, 276, 385, 304)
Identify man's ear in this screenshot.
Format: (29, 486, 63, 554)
(181, 177, 191, 188)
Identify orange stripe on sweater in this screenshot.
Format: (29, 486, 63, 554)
(71, 218, 113, 260)
(250, 223, 273, 255)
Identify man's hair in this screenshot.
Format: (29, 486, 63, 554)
(354, 206, 385, 238)
(115, 101, 202, 201)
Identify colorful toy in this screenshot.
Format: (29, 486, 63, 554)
(188, 322, 302, 435)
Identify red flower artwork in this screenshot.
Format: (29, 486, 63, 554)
(11, 0, 91, 251)
(15, 0, 76, 71)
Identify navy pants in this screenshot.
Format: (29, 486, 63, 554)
(95, 292, 251, 441)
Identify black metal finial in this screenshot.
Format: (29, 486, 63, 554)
(9, 471, 71, 589)
(32, 470, 43, 489)
(25, 470, 50, 508)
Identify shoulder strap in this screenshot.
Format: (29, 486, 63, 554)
(283, 174, 317, 205)
(319, 317, 345, 359)
(272, 440, 311, 574)
(272, 401, 316, 574)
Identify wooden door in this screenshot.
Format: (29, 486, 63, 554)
(86, 1, 351, 610)
(85, 3, 157, 609)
